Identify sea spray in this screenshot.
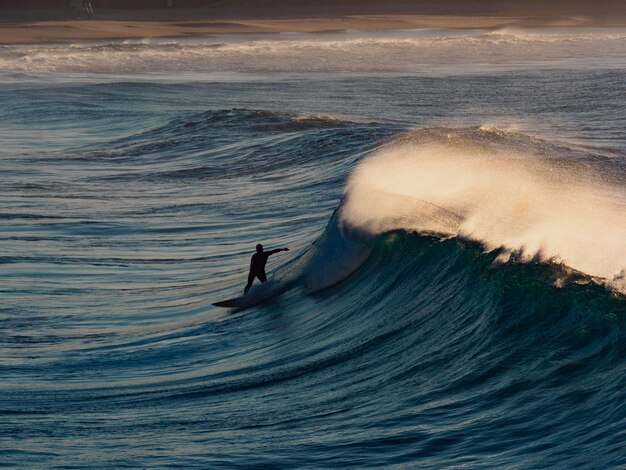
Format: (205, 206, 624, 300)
(340, 127, 626, 292)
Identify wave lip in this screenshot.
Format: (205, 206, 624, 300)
(339, 127, 626, 293)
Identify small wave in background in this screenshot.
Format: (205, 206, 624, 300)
(0, 28, 625, 468)
(1, 28, 625, 73)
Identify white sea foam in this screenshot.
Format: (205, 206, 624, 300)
(339, 127, 626, 292)
(1, 28, 625, 74)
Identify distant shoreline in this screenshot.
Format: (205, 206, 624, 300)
(1, 4, 625, 45)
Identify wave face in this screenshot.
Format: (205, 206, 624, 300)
(1, 31, 626, 468)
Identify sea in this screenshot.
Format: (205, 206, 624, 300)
(0, 27, 625, 468)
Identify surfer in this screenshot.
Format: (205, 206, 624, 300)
(244, 244, 289, 294)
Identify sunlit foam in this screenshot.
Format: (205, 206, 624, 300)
(339, 127, 626, 292)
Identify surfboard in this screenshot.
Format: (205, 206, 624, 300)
(212, 279, 285, 309)
(212, 298, 239, 308)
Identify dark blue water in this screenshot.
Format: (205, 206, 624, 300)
(1, 30, 625, 468)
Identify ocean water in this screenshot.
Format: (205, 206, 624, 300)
(0, 28, 625, 468)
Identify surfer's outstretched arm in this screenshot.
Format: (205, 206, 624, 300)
(267, 248, 289, 256)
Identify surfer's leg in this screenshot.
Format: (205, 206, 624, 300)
(258, 272, 267, 283)
(244, 272, 255, 294)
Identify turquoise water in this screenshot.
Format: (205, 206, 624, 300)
(0, 29, 625, 468)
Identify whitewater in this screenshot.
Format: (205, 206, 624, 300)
(0, 28, 625, 468)
(340, 127, 626, 292)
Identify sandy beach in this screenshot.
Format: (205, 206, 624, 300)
(2, 2, 625, 45)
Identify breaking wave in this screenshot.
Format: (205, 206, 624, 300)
(1, 28, 625, 73)
(339, 127, 626, 292)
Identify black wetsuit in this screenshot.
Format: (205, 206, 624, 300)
(245, 249, 283, 293)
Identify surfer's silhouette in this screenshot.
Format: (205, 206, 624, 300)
(244, 244, 289, 294)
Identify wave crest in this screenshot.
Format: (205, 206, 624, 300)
(339, 127, 626, 292)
